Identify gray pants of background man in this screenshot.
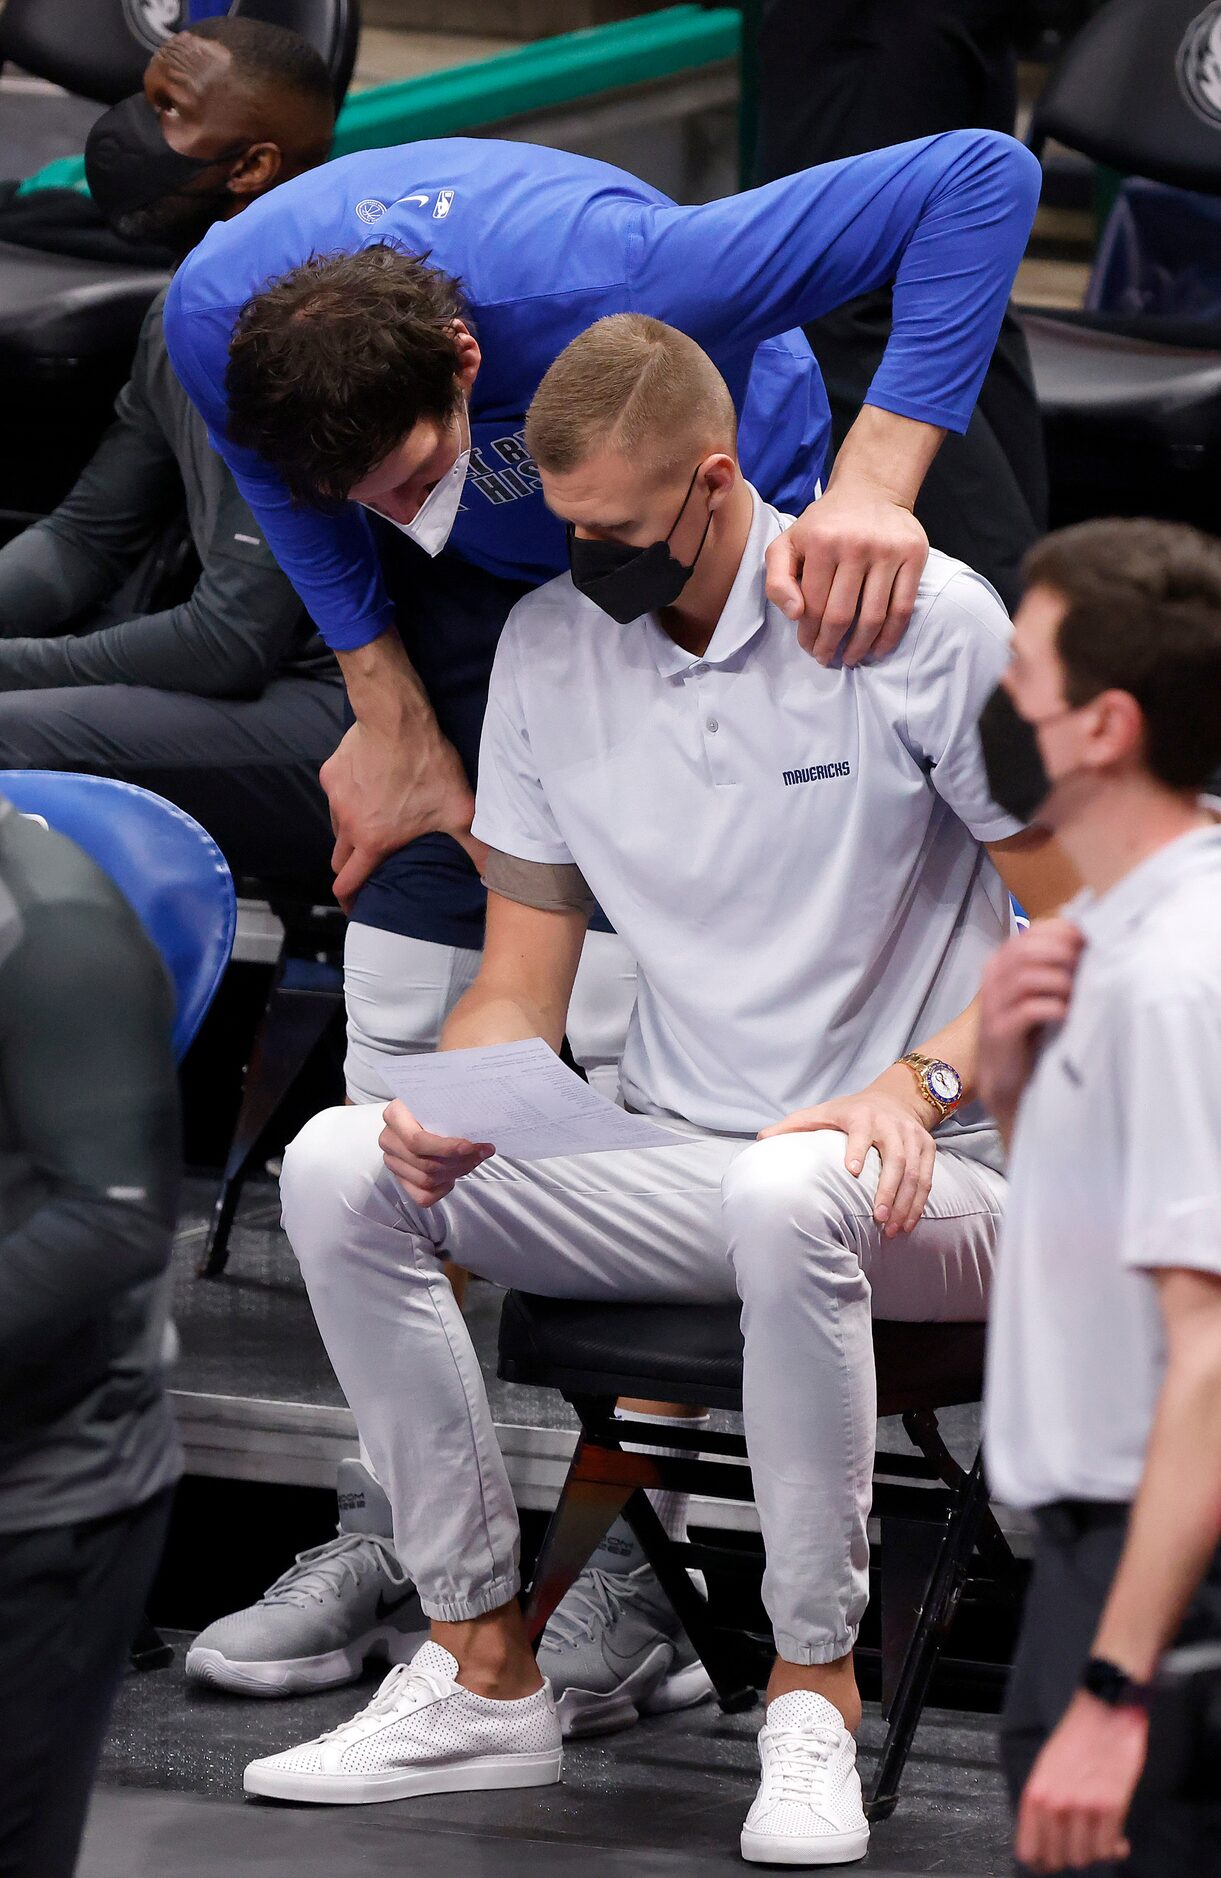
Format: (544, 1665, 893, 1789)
(281, 1111, 1002, 1662)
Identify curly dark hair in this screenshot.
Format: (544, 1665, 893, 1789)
(225, 245, 468, 505)
(1024, 518, 1221, 791)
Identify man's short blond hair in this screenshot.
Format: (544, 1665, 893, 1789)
(525, 314, 737, 481)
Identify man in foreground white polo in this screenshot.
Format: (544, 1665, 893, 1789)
(259, 316, 1070, 1865)
(977, 518, 1221, 1875)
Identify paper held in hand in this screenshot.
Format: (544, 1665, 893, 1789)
(379, 1037, 684, 1163)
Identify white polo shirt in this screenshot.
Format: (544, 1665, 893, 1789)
(472, 486, 1022, 1151)
(985, 816, 1221, 1510)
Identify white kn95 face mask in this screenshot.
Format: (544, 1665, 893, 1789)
(360, 405, 471, 558)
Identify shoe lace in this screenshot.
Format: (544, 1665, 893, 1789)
(316, 1659, 450, 1746)
(544, 1567, 640, 1646)
(767, 1728, 836, 1802)
(259, 1533, 405, 1610)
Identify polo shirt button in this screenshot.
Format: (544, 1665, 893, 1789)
(706, 717, 719, 733)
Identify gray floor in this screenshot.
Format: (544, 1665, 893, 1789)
(80, 1784, 1010, 1878)
(85, 1630, 1015, 1877)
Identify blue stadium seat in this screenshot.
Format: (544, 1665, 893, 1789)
(0, 769, 235, 1058)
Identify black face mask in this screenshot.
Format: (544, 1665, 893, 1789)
(85, 92, 244, 251)
(979, 683, 1081, 826)
(567, 465, 713, 625)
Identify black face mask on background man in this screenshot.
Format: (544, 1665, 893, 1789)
(85, 92, 245, 252)
(567, 464, 714, 625)
(978, 683, 1085, 826)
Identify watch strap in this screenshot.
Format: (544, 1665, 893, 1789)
(899, 1051, 957, 1123)
(1081, 1656, 1154, 1710)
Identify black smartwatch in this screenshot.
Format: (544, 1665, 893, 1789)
(1081, 1656, 1153, 1710)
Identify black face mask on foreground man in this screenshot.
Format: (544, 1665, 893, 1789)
(566, 465, 714, 625)
(85, 92, 245, 251)
(977, 682, 1093, 828)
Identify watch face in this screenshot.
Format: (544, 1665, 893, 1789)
(928, 1064, 961, 1103)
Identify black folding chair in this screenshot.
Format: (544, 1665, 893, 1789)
(1019, 0, 1221, 530)
(198, 890, 345, 1278)
(500, 1294, 1020, 1821)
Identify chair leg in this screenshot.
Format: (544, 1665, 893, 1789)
(197, 974, 343, 1278)
(622, 1490, 758, 1715)
(130, 1615, 174, 1672)
(868, 1448, 994, 1821)
(899, 1406, 1021, 1588)
(523, 1428, 758, 1715)
(523, 1429, 634, 1643)
(878, 1514, 947, 1723)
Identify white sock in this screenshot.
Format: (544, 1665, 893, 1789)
(614, 1407, 710, 1547)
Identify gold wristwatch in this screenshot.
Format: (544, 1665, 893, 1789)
(899, 1052, 963, 1124)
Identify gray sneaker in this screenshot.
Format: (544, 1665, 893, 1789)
(185, 1461, 424, 1697)
(538, 1522, 714, 1739)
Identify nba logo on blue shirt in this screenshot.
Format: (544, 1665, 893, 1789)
(433, 189, 455, 220)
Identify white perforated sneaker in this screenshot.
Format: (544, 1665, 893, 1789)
(242, 1641, 563, 1804)
(740, 1690, 870, 1866)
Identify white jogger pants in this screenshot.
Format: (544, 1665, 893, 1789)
(280, 1108, 1003, 1663)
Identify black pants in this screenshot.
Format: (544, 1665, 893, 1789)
(1001, 1502, 1221, 1877)
(0, 1488, 173, 1878)
(0, 671, 345, 900)
(753, 0, 1048, 610)
(754, 0, 1025, 181)
(348, 531, 531, 949)
(799, 301, 1047, 612)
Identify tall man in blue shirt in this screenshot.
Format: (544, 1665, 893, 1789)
(163, 127, 1042, 1701)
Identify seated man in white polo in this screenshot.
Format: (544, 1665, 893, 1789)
(256, 314, 1071, 1865)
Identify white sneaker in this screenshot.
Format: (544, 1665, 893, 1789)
(243, 1641, 563, 1805)
(740, 1690, 870, 1866)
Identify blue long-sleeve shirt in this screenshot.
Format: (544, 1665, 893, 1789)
(165, 131, 1040, 654)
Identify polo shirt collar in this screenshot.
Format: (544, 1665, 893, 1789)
(1067, 798, 1221, 949)
(641, 484, 782, 678)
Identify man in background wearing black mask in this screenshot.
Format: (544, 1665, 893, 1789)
(0, 17, 344, 903)
(85, 15, 332, 255)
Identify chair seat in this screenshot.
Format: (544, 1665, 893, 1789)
(498, 1292, 986, 1417)
(0, 770, 234, 1058)
(0, 241, 171, 512)
(0, 240, 168, 370)
(1022, 309, 1221, 425)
